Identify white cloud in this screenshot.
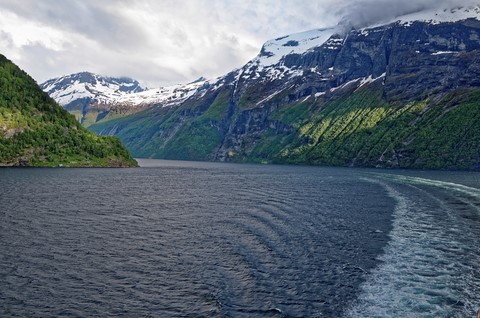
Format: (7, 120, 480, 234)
(0, 0, 474, 87)
(0, 11, 66, 50)
(0, 0, 338, 86)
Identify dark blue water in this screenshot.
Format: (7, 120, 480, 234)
(0, 160, 479, 317)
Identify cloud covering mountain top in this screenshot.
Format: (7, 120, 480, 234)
(337, 0, 479, 28)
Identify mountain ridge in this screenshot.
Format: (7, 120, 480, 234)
(43, 4, 480, 170)
(43, 4, 480, 112)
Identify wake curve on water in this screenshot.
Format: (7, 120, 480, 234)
(378, 174, 480, 202)
(345, 177, 480, 318)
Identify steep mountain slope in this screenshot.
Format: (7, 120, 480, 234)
(0, 55, 137, 167)
(54, 5, 480, 169)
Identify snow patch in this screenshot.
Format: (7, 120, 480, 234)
(431, 51, 457, 55)
(308, 72, 387, 99)
(372, 5, 480, 29)
(300, 95, 311, 103)
(357, 73, 386, 90)
(331, 78, 362, 92)
(253, 27, 340, 68)
(117, 79, 209, 107)
(256, 89, 284, 105)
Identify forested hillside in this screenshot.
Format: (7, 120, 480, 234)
(0, 54, 137, 167)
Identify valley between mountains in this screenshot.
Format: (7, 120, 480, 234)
(42, 5, 480, 170)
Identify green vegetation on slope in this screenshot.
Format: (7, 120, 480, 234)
(0, 54, 137, 167)
(249, 84, 480, 170)
(90, 80, 480, 170)
(90, 89, 230, 161)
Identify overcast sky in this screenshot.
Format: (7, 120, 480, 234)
(0, 0, 472, 87)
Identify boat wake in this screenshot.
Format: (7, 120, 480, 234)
(345, 175, 480, 317)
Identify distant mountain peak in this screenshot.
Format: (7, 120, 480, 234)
(40, 71, 214, 109)
(40, 72, 146, 106)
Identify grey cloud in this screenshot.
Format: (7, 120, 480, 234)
(335, 0, 479, 28)
(0, 31, 14, 48)
(0, 0, 148, 50)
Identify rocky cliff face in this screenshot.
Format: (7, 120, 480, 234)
(48, 5, 480, 169)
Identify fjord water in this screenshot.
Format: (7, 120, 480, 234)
(1, 160, 479, 317)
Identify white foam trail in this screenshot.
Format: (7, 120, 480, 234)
(380, 174, 480, 200)
(345, 177, 480, 317)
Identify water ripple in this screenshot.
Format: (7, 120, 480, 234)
(3, 164, 477, 317)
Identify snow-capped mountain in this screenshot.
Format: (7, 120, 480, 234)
(41, 72, 145, 106)
(43, 4, 480, 114)
(41, 72, 212, 125)
(115, 77, 211, 107)
(41, 72, 213, 108)
(233, 4, 480, 88)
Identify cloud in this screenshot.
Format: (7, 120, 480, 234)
(0, 0, 339, 86)
(336, 0, 480, 28)
(0, 0, 475, 87)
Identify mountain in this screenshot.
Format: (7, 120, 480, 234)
(48, 5, 480, 170)
(0, 55, 137, 167)
(41, 72, 211, 127)
(40, 72, 145, 127)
